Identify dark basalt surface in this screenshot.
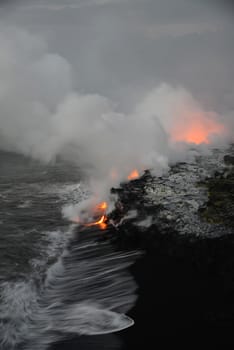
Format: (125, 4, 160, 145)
(54, 145, 234, 349)
(199, 154, 234, 228)
(115, 147, 234, 348)
(119, 230, 234, 349)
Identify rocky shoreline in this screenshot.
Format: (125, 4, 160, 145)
(53, 144, 234, 349)
(112, 144, 234, 349)
(111, 144, 234, 239)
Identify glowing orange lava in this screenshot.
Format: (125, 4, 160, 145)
(127, 169, 140, 180)
(171, 112, 224, 145)
(73, 201, 108, 230)
(85, 215, 107, 230)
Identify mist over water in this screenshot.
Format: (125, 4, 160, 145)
(0, 23, 233, 201)
(0, 152, 138, 349)
(0, 2, 234, 349)
(0, 2, 234, 198)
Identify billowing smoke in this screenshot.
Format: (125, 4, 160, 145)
(0, 25, 233, 202)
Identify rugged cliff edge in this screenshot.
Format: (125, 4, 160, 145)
(110, 144, 234, 349)
(53, 145, 234, 349)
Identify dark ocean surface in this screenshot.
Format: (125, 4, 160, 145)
(0, 151, 80, 281)
(0, 151, 137, 350)
(1, 149, 234, 350)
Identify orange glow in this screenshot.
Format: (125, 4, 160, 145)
(96, 201, 107, 210)
(85, 215, 107, 230)
(88, 201, 108, 229)
(110, 168, 118, 181)
(171, 112, 224, 145)
(73, 201, 108, 230)
(127, 169, 140, 180)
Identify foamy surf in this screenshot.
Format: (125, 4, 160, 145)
(0, 223, 138, 350)
(0, 280, 39, 350)
(47, 304, 134, 335)
(0, 154, 138, 350)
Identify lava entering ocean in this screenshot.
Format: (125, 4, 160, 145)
(86, 201, 108, 230)
(72, 201, 108, 230)
(71, 170, 141, 230)
(85, 214, 108, 230)
(83, 172, 140, 228)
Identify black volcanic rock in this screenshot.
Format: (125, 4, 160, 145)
(53, 145, 234, 349)
(224, 154, 234, 165)
(120, 232, 234, 349)
(199, 157, 234, 228)
(109, 145, 234, 349)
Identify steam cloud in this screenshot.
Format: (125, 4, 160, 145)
(0, 26, 233, 199)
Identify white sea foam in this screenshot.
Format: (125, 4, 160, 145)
(50, 303, 134, 335)
(0, 169, 138, 349)
(0, 280, 38, 350)
(23, 233, 138, 349)
(136, 216, 153, 228)
(0, 225, 138, 350)
(46, 182, 90, 202)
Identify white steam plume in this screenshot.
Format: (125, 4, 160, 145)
(0, 26, 233, 200)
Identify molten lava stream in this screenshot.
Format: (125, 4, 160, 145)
(80, 201, 108, 230)
(85, 215, 108, 230)
(72, 202, 108, 230)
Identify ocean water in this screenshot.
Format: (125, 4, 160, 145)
(0, 151, 137, 350)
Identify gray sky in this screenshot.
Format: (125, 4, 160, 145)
(0, 0, 233, 195)
(2, 0, 233, 113)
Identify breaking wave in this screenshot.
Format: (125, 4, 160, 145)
(0, 224, 138, 350)
(0, 155, 138, 349)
